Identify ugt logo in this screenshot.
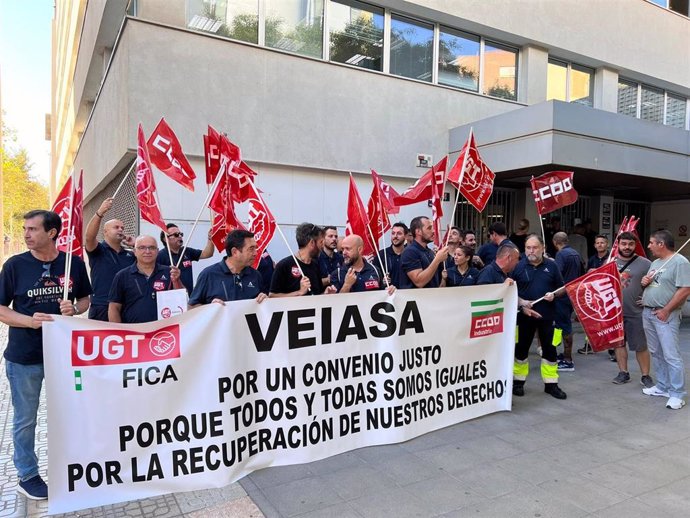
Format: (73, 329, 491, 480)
(575, 273, 622, 322)
(71, 324, 181, 366)
(470, 299, 504, 338)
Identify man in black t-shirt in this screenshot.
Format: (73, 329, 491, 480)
(157, 222, 215, 295)
(331, 235, 393, 294)
(400, 216, 448, 289)
(0, 210, 92, 500)
(270, 223, 332, 297)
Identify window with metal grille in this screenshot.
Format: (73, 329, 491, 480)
(453, 188, 516, 244)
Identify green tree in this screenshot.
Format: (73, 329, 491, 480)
(2, 118, 49, 251)
(330, 15, 383, 70)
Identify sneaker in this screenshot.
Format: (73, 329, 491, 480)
(545, 384, 567, 400)
(608, 349, 617, 362)
(612, 371, 631, 384)
(642, 385, 670, 397)
(557, 360, 575, 372)
(17, 475, 48, 500)
(577, 343, 593, 354)
(512, 384, 525, 397)
(666, 397, 686, 410)
(640, 375, 654, 389)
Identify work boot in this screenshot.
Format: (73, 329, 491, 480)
(544, 383, 567, 399)
(512, 380, 525, 397)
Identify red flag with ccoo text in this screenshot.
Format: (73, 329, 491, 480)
(530, 171, 578, 215)
(51, 172, 84, 258)
(565, 261, 624, 352)
(447, 132, 495, 212)
(246, 183, 276, 268)
(146, 118, 197, 191)
(346, 175, 376, 256)
(392, 157, 447, 207)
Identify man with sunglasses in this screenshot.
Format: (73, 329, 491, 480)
(157, 222, 215, 295)
(0, 210, 92, 500)
(108, 236, 183, 323)
(84, 197, 136, 321)
(189, 229, 267, 306)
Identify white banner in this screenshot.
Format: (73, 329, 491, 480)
(44, 284, 516, 514)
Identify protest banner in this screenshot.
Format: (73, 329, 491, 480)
(44, 284, 516, 513)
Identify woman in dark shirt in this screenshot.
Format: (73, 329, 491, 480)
(441, 246, 480, 287)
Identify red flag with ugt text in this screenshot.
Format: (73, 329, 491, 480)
(208, 159, 245, 252)
(146, 118, 196, 191)
(371, 170, 400, 215)
(51, 172, 83, 258)
(136, 124, 167, 231)
(608, 216, 647, 260)
(447, 133, 495, 212)
(367, 180, 391, 248)
(204, 125, 222, 185)
(393, 157, 447, 207)
(246, 184, 276, 268)
(565, 261, 624, 352)
(346, 175, 375, 256)
(530, 171, 578, 215)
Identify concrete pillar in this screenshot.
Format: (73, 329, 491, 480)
(518, 45, 549, 105)
(593, 67, 619, 113)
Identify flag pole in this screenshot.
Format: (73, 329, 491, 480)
(531, 285, 566, 306)
(445, 126, 473, 248)
(174, 158, 229, 268)
(605, 215, 629, 264)
(654, 236, 690, 272)
(112, 161, 137, 199)
(62, 167, 76, 301)
(152, 186, 174, 266)
(353, 173, 389, 287)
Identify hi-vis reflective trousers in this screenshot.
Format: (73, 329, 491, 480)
(514, 314, 559, 383)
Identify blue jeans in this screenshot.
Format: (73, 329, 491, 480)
(5, 360, 44, 481)
(642, 307, 686, 399)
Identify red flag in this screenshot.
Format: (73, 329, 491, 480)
(146, 118, 196, 191)
(136, 124, 167, 231)
(393, 157, 448, 207)
(52, 171, 84, 258)
(246, 185, 276, 268)
(447, 133, 495, 212)
(218, 134, 256, 203)
(530, 171, 578, 215)
(367, 180, 391, 248)
(371, 170, 400, 215)
(346, 175, 375, 256)
(609, 216, 647, 260)
(565, 262, 625, 352)
(204, 125, 221, 185)
(208, 159, 245, 252)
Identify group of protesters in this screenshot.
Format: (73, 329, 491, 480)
(1, 200, 690, 500)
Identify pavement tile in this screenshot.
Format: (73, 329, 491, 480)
(403, 474, 485, 515)
(450, 462, 534, 499)
(634, 475, 690, 518)
(537, 474, 630, 513)
(291, 502, 362, 518)
(590, 496, 660, 518)
(256, 476, 344, 517)
(320, 464, 397, 501)
(347, 486, 430, 518)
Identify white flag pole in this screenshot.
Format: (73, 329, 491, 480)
(445, 127, 473, 248)
(174, 157, 229, 268)
(112, 161, 137, 199)
(62, 167, 76, 301)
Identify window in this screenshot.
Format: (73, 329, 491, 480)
(666, 94, 687, 129)
(329, 0, 384, 71)
(483, 42, 517, 100)
(437, 27, 480, 91)
(390, 15, 434, 82)
(187, 0, 260, 43)
(618, 78, 688, 129)
(640, 85, 664, 124)
(617, 80, 638, 117)
(265, 0, 324, 58)
(547, 60, 592, 106)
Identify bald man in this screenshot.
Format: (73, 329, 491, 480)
(330, 235, 393, 294)
(108, 236, 182, 323)
(85, 197, 136, 320)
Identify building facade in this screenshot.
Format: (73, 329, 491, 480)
(51, 0, 690, 265)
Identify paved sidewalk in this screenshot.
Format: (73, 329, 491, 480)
(1, 322, 689, 517)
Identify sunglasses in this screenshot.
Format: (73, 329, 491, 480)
(167, 232, 184, 238)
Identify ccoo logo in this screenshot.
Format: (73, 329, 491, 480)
(470, 299, 504, 338)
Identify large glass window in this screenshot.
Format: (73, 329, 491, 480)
(617, 80, 638, 117)
(390, 15, 434, 82)
(570, 64, 593, 106)
(666, 94, 687, 129)
(640, 85, 664, 124)
(483, 41, 517, 100)
(328, 0, 384, 71)
(437, 27, 480, 91)
(265, 0, 324, 58)
(187, 0, 260, 43)
(546, 60, 567, 102)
